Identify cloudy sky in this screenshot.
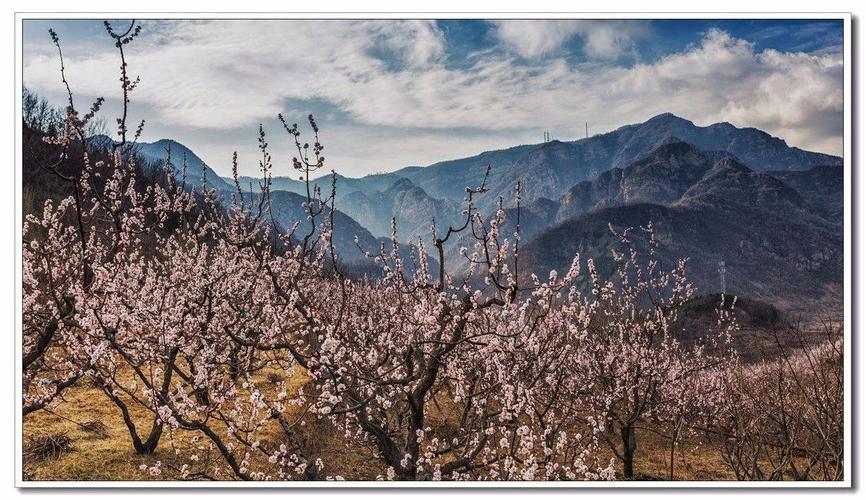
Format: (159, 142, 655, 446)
(22, 18, 844, 178)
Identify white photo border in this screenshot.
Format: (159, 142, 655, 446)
(12, 11, 853, 489)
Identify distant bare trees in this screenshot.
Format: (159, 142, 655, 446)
(718, 322, 843, 480)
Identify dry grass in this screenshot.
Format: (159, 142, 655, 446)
(22, 365, 384, 481)
(24, 383, 159, 481)
(628, 431, 735, 481)
(23, 365, 737, 482)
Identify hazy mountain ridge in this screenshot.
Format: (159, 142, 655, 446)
(106, 113, 842, 313)
(339, 177, 464, 240)
(233, 171, 413, 201)
(90, 135, 436, 271)
(213, 113, 841, 244)
(91, 135, 235, 192)
(230, 189, 438, 276)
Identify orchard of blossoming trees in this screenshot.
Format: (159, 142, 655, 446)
(21, 22, 844, 482)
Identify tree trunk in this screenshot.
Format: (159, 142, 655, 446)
(139, 420, 164, 454)
(103, 386, 162, 454)
(621, 425, 637, 479)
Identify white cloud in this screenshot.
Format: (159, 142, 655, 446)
(368, 20, 446, 68)
(24, 20, 447, 130)
(492, 20, 582, 59)
(611, 29, 843, 154)
(491, 20, 650, 59)
(23, 22, 844, 177)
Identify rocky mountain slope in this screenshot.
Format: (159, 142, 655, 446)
(515, 146, 843, 316)
(768, 165, 844, 223)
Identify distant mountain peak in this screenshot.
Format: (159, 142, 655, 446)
(707, 120, 737, 131)
(643, 112, 694, 126)
(123, 137, 233, 192)
(87, 134, 115, 148)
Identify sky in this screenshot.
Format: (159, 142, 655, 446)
(22, 18, 844, 178)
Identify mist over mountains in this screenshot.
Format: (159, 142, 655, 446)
(95, 113, 842, 315)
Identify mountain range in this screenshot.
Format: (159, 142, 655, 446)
(518, 156, 842, 317)
(223, 112, 839, 237)
(97, 112, 843, 316)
